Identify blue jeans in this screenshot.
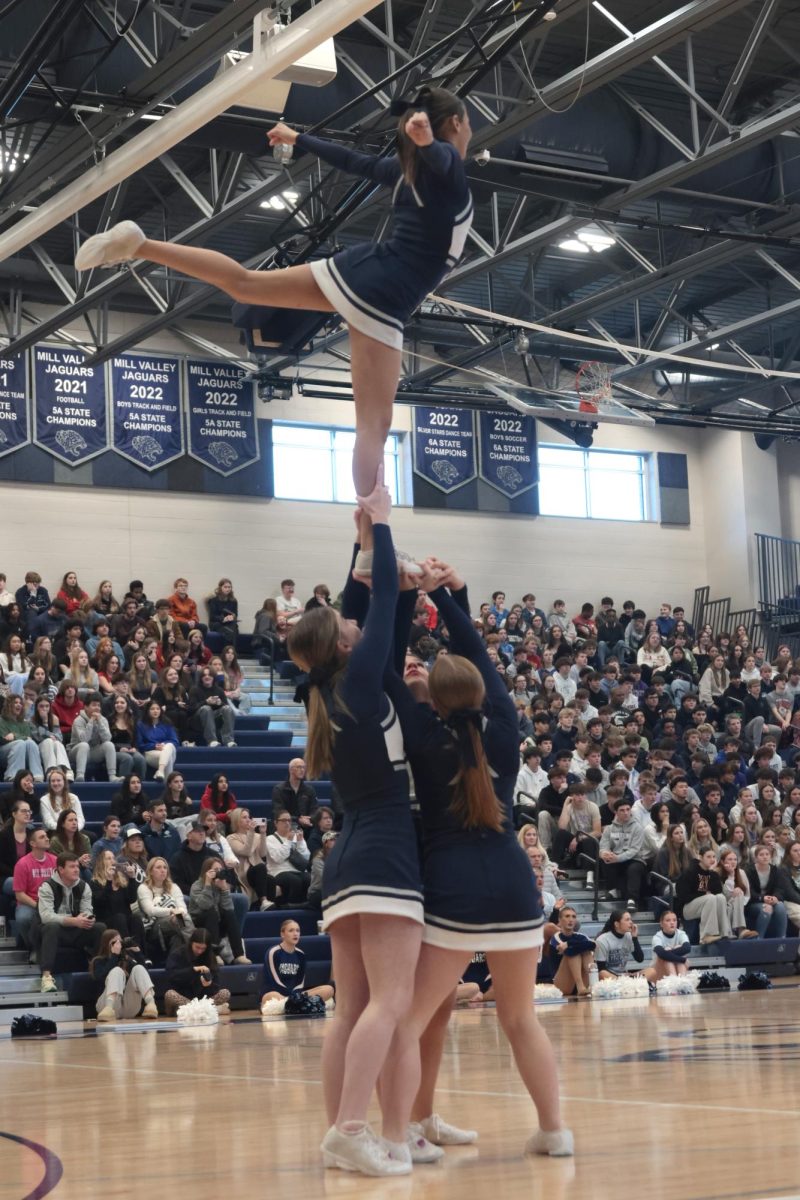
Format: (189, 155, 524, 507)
(597, 640, 628, 666)
(748, 901, 788, 939)
(14, 901, 36, 947)
(231, 890, 249, 927)
(2, 877, 14, 896)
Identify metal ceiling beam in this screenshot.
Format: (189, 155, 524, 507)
(2, 170, 325, 357)
(613, 296, 800, 379)
(467, 0, 755, 153)
(531, 91, 800, 329)
(0, 0, 384, 263)
(0, 0, 85, 120)
(0, 0, 275, 220)
(440, 4, 777, 294)
(6, 0, 556, 359)
(698, 0, 780, 149)
(592, 1, 732, 132)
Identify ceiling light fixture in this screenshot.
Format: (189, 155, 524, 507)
(556, 225, 616, 254)
(557, 238, 590, 253)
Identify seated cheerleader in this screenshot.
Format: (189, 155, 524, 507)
(594, 910, 645, 979)
(644, 909, 690, 985)
(260, 919, 334, 1013)
(549, 906, 596, 998)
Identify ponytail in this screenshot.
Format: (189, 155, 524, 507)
(450, 718, 504, 833)
(429, 654, 504, 833)
(305, 684, 335, 780)
(395, 85, 466, 187)
(288, 607, 347, 780)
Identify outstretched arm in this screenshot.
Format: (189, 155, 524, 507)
(271, 123, 400, 185)
(339, 474, 398, 720)
(341, 532, 370, 627)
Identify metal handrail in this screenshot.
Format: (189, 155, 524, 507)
(578, 832, 601, 922)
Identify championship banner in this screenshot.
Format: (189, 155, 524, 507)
(110, 353, 183, 471)
(413, 406, 476, 493)
(186, 359, 259, 475)
(478, 409, 538, 497)
(33, 345, 108, 465)
(0, 352, 30, 458)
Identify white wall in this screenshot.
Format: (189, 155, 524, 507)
(0, 377, 710, 619)
(5, 302, 791, 620)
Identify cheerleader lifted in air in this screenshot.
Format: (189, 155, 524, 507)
(75, 86, 473, 568)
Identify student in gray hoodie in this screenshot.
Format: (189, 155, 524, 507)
(36, 851, 106, 992)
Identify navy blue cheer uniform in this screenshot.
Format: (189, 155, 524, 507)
(295, 132, 473, 350)
(391, 585, 544, 952)
(319, 523, 423, 930)
(264, 944, 307, 997)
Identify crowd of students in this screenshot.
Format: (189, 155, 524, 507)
(451, 591, 800, 963)
(3, 572, 798, 1016)
(0, 721, 334, 1000)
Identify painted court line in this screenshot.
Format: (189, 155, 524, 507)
(0, 1055, 797, 1121)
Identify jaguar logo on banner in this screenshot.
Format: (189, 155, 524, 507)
(0, 352, 30, 458)
(110, 353, 183, 471)
(478, 410, 538, 497)
(33, 345, 108, 465)
(413, 407, 476, 493)
(185, 359, 259, 476)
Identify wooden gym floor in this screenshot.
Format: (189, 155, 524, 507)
(1, 987, 799, 1200)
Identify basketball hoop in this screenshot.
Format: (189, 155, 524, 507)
(575, 361, 612, 413)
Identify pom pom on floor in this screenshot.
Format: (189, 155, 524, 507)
(261, 997, 287, 1016)
(176, 996, 220, 1025)
(534, 984, 567, 1003)
(592, 974, 650, 1000)
(697, 971, 730, 991)
(655, 970, 699, 996)
(737, 971, 772, 991)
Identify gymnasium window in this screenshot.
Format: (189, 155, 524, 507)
(538, 445, 649, 521)
(272, 423, 402, 504)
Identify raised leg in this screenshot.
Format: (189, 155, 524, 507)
(139, 240, 334, 310)
(349, 329, 402, 554)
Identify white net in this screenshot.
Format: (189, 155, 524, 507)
(575, 361, 613, 412)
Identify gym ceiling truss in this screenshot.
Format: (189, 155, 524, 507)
(0, 1, 799, 434)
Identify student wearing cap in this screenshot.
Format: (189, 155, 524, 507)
(307, 829, 338, 912)
(117, 826, 149, 885)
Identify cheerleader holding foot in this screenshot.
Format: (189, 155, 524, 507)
(74, 87, 473, 569)
(286, 469, 424, 1178)
(381, 558, 573, 1160)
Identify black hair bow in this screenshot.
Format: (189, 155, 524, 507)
(390, 86, 432, 117)
(446, 707, 483, 768)
(294, 663, 337, 713)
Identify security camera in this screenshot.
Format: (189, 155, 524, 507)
(474, 149, 491, 166)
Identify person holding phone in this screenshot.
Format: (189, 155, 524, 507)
(164, 927, 231, 1016)
(227, 807, 277, 910)
(266, 811, 310, 905)
(188, 857, 251, 964)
